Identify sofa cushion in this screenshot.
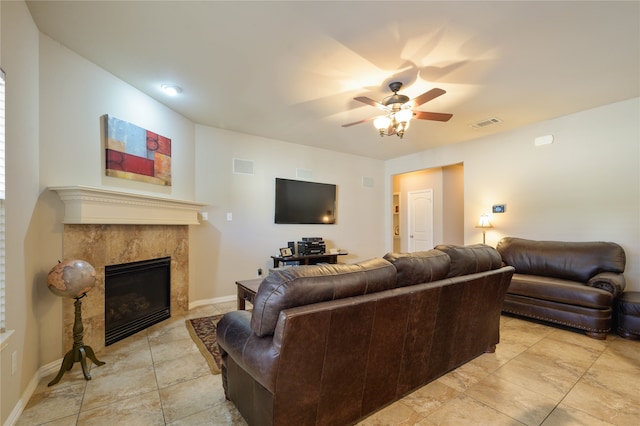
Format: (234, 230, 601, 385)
(508, 273, 614, 309)
(434, 244, 502, 278)
(251, 258, 396, 337)
(382, 249, 450, 287)
(496, 237, 626, 283)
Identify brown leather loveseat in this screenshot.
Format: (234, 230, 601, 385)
(496, 237, 626, 339)
(217, 245, 514, 425)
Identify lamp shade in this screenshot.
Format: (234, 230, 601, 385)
(475, 214, 493, 229)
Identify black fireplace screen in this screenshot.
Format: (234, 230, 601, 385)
(105, 257, 171, 346)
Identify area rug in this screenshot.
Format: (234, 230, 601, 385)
(186, 314, 223, 375)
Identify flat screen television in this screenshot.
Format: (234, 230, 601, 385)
(274, 178, 336, 224)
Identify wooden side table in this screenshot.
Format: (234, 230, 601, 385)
(270, 252, 346, 268)
(235, 278, 262, 310)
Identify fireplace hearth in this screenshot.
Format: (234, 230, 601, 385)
(105, 257, 171, 345)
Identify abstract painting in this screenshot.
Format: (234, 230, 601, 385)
(104, 115, 172, 186)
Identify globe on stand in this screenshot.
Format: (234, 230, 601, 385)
(46, 259, 105, 386)
(47, 259, 96, 298)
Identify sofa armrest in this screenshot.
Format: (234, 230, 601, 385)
(217, 310, 253, 356)
(586, 272, 626, 298)
(217, 310, 280, 392)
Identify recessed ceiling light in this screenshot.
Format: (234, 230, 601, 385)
(161, 84, 182, 96)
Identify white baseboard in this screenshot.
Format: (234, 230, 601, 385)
(38, 358, 65, 381)
(3, 358, 62, 426)
(189, 295, 235, 310)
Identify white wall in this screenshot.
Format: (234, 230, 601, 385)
(386, 98, 640, 291)
(33, 33, 197, 371)
(0, 19, 200, 423)
(38, 36, 195, 199)
(35, 29, 387, 308)
(191, 125, 385, 302)
(1, 1, 41, 423)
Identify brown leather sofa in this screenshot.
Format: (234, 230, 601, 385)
(496, 237, 626, 339)
(217, 245, 514, 425)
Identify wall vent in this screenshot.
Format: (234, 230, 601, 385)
(362, 176, 374, 188)
(296, 168, 313, 179)
(233, 158, 254, 175)
(471, 117, 502, 128)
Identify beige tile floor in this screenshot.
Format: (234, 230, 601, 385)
(17, 301, 640, 426)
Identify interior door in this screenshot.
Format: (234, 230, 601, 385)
(408, 189, 433, 252)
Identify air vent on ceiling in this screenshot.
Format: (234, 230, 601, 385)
(471, 117, 502, 128)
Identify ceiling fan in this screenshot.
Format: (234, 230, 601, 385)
(343, 82, 453, 138)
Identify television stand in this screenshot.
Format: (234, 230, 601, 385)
(270, 253, 346, 268)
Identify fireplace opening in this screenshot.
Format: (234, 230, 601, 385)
(105, 256, 171, 346)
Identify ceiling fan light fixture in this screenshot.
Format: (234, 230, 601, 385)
(374, 115, 392, 135)
(373, 110, 412, 138)
(343, 81, 452, 140)
(395, 108, 413, 124)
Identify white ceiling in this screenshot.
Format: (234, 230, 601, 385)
(26, 1, 640, 160)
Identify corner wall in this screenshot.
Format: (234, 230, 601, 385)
(34, 31, 198, 371)
(2, 5, 200, 422)
(386, 97, 640, 291)
(190, 125, 386, 302)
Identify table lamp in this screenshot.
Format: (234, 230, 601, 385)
(475, 214, 493, 244)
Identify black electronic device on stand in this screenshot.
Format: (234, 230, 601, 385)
(298, 237, 326, 255)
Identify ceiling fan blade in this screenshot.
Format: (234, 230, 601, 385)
(413, 111, 453, 122)
(342, 116, 376, 127)
(354, 96, 388, 111)
(411, 88, 446, 107)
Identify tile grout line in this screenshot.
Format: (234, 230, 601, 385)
(538, 337, 613, 425)
(146, 328, 170, 425)
(455, 325, 558, 425)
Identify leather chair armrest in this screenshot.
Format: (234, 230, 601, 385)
(586, 272, 626, 298)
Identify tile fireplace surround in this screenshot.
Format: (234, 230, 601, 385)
(50, 186, 205, 353)
(62, 224, 188, 352)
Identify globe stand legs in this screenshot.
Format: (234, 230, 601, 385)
(48, 294, 105, 386)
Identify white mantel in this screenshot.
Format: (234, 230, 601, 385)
(49, 186, 207, 225)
